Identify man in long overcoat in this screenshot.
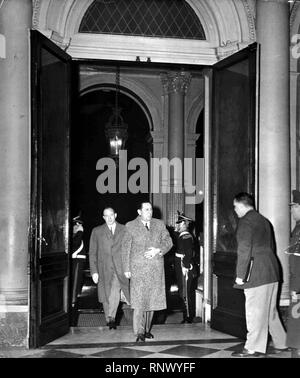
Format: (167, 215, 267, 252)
(122, 202, 173, 342)
(89, 207, 130, 330)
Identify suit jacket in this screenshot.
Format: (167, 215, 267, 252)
(89, 222, 130, 304)
(176, 231, 195, 269)
(233, 209, 280, 289)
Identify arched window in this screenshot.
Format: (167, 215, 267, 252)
(79, 0, 206, 40)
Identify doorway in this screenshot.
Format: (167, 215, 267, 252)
(30, 30, 257, 347)
(69, 66, 205, 327)
(70, 81, 152, 326)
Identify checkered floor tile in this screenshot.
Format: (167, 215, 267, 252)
(1, 324, 293, 359)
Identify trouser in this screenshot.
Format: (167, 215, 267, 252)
(244, 282, 287, 353)
(174, 257, 194, 319)
(71, 259, 85, 306)
(102, 272, 121, 322)
(133, 309, 154, 335)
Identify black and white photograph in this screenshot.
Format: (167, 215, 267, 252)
(0, 0, 299, 365)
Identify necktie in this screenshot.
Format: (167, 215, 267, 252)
(145, 223, 149, 231)
(110, 227, 114, 235)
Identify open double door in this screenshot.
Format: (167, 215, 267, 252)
(29, 30, 257, 347)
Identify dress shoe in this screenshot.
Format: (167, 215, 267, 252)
(136, 334, 145, 342)
(181, 318, 193, 324)
(268, 347, 292, 355)
(144, 332, 154, 339)
(108, 320, 116, 330)
(231, 348, 262, 357)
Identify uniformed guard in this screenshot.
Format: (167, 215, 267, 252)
(71, 214, 86, 325)
(286, 190, 300, 358)
(174, 212, 196, 324)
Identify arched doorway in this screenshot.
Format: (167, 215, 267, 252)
(29, 0, 257, 346)
(71, 86, 152, 241)
(70, 82, 152, 326)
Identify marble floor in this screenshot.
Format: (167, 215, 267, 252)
(0, 323, 292, 358)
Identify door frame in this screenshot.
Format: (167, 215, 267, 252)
(29, 33, 257, 344)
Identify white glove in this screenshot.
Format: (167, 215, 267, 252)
(235, 277, 244, 285)
(92, 273, 99, 284)
(144, 247, 160, 259)
(124, 271, 131, 279)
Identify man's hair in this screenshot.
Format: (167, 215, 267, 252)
(102, 206, 116, 215)
(137, 201, 152, 210)
(233, 192, 255, 208)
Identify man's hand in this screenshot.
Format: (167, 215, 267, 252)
(92, 273, 99, 284)
(144, 247, 160, 259)
(124, 272, 131, 279)
(235, 277, 244, 285)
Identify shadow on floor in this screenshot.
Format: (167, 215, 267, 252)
(73, 272, 200, 327)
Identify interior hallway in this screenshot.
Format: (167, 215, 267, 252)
(0, 323, 291, 358)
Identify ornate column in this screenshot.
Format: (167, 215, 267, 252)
(150, 130, 166, 220)
(0, 0, 32, 346)
(161, 71, 191, 225)
(256, 0, 290, 302)
(185, 133, 200, 220)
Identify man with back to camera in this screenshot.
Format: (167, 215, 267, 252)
(231, 192, 288, 357)
(89, 207, 130, 330)
(122, 201, 173, 342)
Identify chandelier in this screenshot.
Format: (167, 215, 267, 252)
(105, 66, 128, 159)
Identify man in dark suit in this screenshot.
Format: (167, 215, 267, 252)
(89, 207, 130, 330)
(231, 192, 287, 357)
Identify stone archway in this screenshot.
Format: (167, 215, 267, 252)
(33, 0, 255, 64)
(79, 70, 161, 134)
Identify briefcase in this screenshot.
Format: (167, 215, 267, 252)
(244, 257, 254, 282)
